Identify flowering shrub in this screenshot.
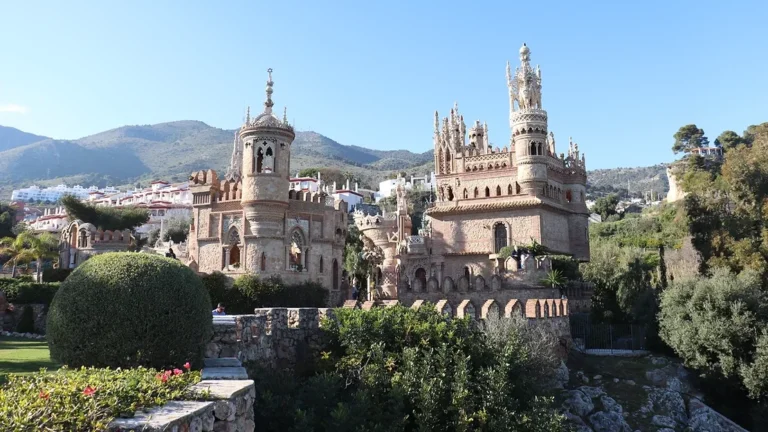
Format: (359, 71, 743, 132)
(0, 364, 200, 431)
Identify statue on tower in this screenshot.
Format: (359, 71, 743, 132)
(396, 183, 408, 214)
(547, 131, 556, 155)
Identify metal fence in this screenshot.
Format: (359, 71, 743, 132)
(570, 316, 648, 354)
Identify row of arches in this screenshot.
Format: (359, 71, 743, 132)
(437, 147, 452, 175)
(526, 141, 547, 156)
(218, 179, 242, 201)
(409, 298, 569, 320)
(288, 189, 326, 203)
(460, 183, 522, 200)
(513, 126, 546, 136)
(466, 161, 508, 172)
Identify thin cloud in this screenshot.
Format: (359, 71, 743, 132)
(0, 103, 29, 114)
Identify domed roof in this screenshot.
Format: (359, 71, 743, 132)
(519, 43, 529, 56)
(241, 68, 294, 136)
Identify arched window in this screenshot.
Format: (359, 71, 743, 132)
(566, 190, 572, 203)
(78, 230, 88, 248)
(474, 187, 479, 198)
(484, 187, 490, 197)
(464, 266, 471, 281)
(463, 189, 468, 199)
(438, 148, 444, 174)
(260, 253, 266, 271)
(332, 259, 339, 290)
(529, 142, 536, 155)
(447, 187, 454, 201)
(415, 268, 427, 287)
(256, 148, 264, 173)
(494, 223, 508, 253)
(264, 146, 274, 172)
(516, 182, 521, 194)
(320, 256, 324, 273)
(538, 142, 543, 155)
(444, 150, 451, 174)
(496, 185, 501, 196)
(508, 184, 513, 195)
(290, 230, 305, 270)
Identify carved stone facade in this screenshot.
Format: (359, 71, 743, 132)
(59, 220, 132, 269)
(187, 70, 347, 305)
(355, 44, 590, 304)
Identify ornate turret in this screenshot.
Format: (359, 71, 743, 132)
(509, 43, 549, 195)
(240, 69, 295, 236)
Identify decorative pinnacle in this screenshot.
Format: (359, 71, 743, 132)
(434, 111, 439, 133)
(264, 68, 274, 112)
(245, 106, 250, 123)
(283, 107, 288, 124)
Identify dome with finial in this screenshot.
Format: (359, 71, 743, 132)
(242, 68, 295, 136)
(519, 43, 530, 56)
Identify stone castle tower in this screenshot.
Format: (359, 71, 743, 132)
(240, 68, 296, 237)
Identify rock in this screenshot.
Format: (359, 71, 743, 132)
(645, 388, 688, 425)
(593, 374, 602, 380)
(552, 361, 569, 388)
(651, 415, 677, 428)
(588, 411, 631, 432)
(613, 378, 619, 383)
(600, 395, 623, 414)
(576, 370, 590, 384)
(658, 429, 675, 432)
(561, 389, 595, 417)
(578, 386, 606, 399)
(625, 379, 636, 386)
(688, 398, 744, 432)
(651, 356, 668, 365)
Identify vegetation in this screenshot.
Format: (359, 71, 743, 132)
(589, 203, 688, 249)
(61, 194, 149, 232)
(203, 272, 328, 314)
(42, 268, 72, 282)
(47, 253, 212, 370)
(248, 306, 566, 431)
(0, 202, 18, 239)
(672, 124, 709, 154)
(590, 194, 618, 220)
(377, 184, 434, 234)
(0, 365, 200, 431)
(161, 216, 191, 243)
(343, 225, 383, 299)
(0, 336, 59, 383)
(0, 280, 59, 305)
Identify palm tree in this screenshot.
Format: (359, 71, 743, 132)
(25, 233, 59, 281)
(0, 235, 35, 278)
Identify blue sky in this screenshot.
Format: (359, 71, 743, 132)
(1, 0, 766, 169)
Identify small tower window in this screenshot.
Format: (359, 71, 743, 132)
(508, 184, 513, 195)
(256, 148, 264, 173)
(447, 187, 454, 201)
(566, 190, 572, 203)
(496, 185, 501, 196)
(463, 189, 468, 199)
(320, 256, 324, 273)
(474, 187, 479, 198)
(261, 253, 267, 271)
(494, 223, 508, 253)
(485, 187, 490, 197)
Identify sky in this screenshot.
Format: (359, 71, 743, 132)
(0, 0, 766, 169)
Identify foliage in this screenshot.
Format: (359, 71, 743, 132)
(672, 124, 709, 154)
(61, 194, 149, 231)
(550, 255, 581, 281)
(0, 202, 17, 239)
(540, 269, 566, 291)
(590, 194, 619, 221)
(0, 365, 200, 432)
(47, 253, 212, 370)
(147, 227, 160, 247)
(0, 280, 60, 305)
(0, 235, 35, 277)
(248, 306, 566, 431)
(15, 305, 36, 333)
(377, 184, 434, 235)
(162, 217, 190, 243)
(659, 268, 768, 399)
(343, 224, 380, 295)
(11, 222, 28, 236)
(42, 268, 72, 282)
(497, 246, 514, 260)
(589, 202, 688, 249)
(715, 130, 744, 151)
(231, 274, 328, 310)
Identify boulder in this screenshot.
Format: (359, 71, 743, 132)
(561, 389, 594, 417)
(588, 411, 631, 432)
(578, 386, 606, 399)
(599, 395, 623, 414)
(651, 415, 677, 429)
(645, 388, 688, 425)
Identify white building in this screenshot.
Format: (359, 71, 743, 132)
(10, 184, 119, 202)
(290, 172, 365, 211)
(374, 172, 436, 203)
(28, 207, 69, 233)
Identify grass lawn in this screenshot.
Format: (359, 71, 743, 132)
(0, 335, 59, 384)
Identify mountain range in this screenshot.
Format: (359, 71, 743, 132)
(0, 122, 668, 200)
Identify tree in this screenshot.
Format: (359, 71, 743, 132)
(0, 235, 35, 277)
(715, 130, 743, 151)
(672, 124, 709, 154)
(743, 122, 768, 147)
(162, 217, 190, 243)
(11, 222, 28, 236)
(591, 194, 619, 221)
(25, 232, 59, 281)
(61, 194, 149, 231)
(0, 202, 18, 239)
(540, 269, 566, 294)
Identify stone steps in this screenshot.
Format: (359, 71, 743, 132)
(204, 357, 242, 368)
(202, 357, 248, 380)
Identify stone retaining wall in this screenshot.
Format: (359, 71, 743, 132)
(206, 299, 571, 368)
(108, 379, 255, 432)
(1, 303, 47, 334)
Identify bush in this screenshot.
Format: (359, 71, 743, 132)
(42, 268, 72, 282)
(231, 274, 328, 310)
(1, 281, 59, 305)
(202, 272, 250, 314)
(15, 305, 36, 333)
(0, 365, 200, 431)
(247, 306, 567, 431)
(47, 252, 213, 369)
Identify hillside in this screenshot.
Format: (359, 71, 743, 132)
(588, 164, 669, 198)
(0, 121, 669, 200)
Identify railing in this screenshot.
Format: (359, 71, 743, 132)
(570, 315, 647, 354)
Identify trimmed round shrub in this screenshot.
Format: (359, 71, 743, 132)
(47, 252, 212, 369)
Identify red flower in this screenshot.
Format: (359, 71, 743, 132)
(82, 386, 96, 397)
(183, 362, 191, 370)
(39, 391, 50, 399)
(173, 368, 183, 376)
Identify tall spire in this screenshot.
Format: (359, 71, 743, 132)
(283, 106, 288, 124)
(264, 68, 274, 113)
(245, 106, 251, 124)
(434, 111, 439, 134)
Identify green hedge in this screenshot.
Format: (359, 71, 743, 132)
(0, 365, 201, 431)
(42, 268, 72, 282)
(203, 273, 328, 313)
(15, 305, 35, 333)
(47, 253, 213, 370)
(0, 280, 60, 305)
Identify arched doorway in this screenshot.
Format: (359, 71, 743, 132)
(290, 230, 305, 270)
(332, 259, 339, 290)
(415, 268, 427, 287)
(227, 227, 241, 268)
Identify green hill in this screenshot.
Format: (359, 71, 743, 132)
(0, 121, 669, 200)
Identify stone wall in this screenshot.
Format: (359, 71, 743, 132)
(205, 301, 571, 368)
(108, 379, 255, 432)
(1, 303, 46, 334)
